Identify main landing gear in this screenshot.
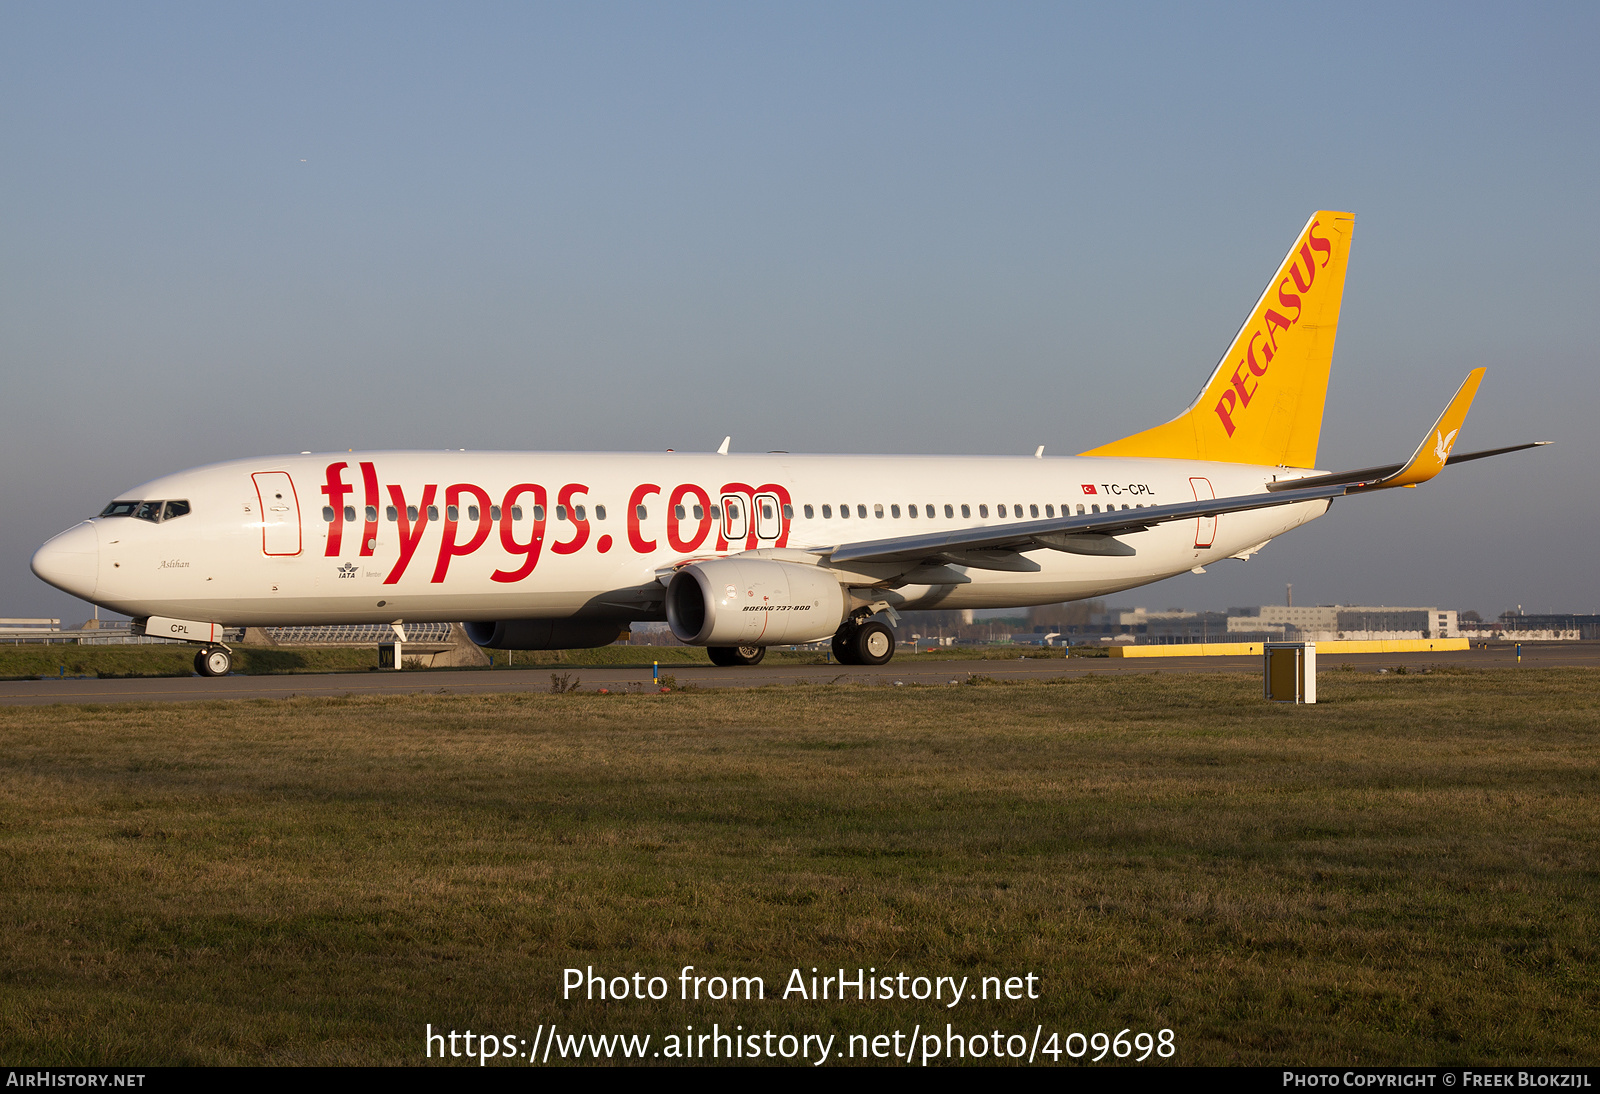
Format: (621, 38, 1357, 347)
(708, 645, 766, 667)
(831, 619, 895, 666)
(193, 646, 232, 677)
(704, 621, 898, 668)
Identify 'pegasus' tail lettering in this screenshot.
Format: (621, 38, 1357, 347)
(1083, 211, 1355, 468)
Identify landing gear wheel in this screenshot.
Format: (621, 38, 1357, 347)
(708, 645, 766, 667)
(195, 647, 232, 677)
(831, 625, 859, 665)
(850, 621, 895, 666)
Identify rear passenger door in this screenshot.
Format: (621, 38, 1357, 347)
(1189, 477, 1216, 549)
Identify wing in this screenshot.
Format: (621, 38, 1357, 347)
(824, 481, 1348, 566)
(1262, 441, 1550, 494)
(823, 370, 1545, 568)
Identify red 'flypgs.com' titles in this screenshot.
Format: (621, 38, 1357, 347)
(317, 462, 792, 586)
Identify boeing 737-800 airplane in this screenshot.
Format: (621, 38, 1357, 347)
(31, 212, 1542, 675)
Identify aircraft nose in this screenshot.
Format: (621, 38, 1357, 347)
(31, 521, 100, 600)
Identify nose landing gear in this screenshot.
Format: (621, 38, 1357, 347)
(194, 646, 232, 677)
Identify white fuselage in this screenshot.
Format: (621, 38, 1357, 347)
(34, 451, 1329, 627)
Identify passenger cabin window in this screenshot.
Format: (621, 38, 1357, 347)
(710, 505, 721, 520)
(945, 504, 954, 518)
(890, 504, 901, 518)
(925, 505, 934, 518)
(1091, 504, 1100, 513)
(447, 505, 459, 522)
(386, 506, 398, 522)
(961, 505, 970, 518)
(803, 504, 814, 519)
(674, 505, 686, 520)
(858, 504, 868, 519)
(906, 504, 916, 518)
(488, 506, 499, 521)
(761, 503, 773, 520)
(366, 505, 378, 522)
(997, 504, 1007, 517)
(468, 505, 480, 521)
(322, 507, 335, 522)
(1045, 505, 1054, 517)
(839, 504, 849, 518)
(407, 506, 419, 522)
(427, 506, 439, 521)
(1076, 504, 1085, 515)
(1030, 504, 1039, 518)
(692, 505, 705, 520)
(874, 504, 885, 518)
(979, 505, 989, 518)
(822, 504, 833, 518)
(593, 505, 604, 521)
(636, 505, 648, 520)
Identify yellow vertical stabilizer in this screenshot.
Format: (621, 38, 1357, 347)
(1082, 211, 1355, 468)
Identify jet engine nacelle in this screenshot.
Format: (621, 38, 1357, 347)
(464, 618, 629, 650)
(666, 558, 849, 647)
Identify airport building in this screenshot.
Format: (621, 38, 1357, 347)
(1034, 605, 1470, 645)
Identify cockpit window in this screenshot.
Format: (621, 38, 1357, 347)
(99, 499, 190, 522)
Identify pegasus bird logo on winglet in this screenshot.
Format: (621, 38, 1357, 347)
(1434, 428, 1459, 464)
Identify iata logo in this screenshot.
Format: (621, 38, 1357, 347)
(1214, 221, 1334, 438)
(336, 562, 357, 579)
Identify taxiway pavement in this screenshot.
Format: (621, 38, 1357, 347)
(2, 642, 1593, 706)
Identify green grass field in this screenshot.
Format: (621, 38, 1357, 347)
(1, 669, 1595, 1066)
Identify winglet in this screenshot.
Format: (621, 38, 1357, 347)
(1367, 368, 1486, 489)
(717, 436, 731, 456)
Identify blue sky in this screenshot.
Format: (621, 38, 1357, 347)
(4, 2, 1596, 621)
